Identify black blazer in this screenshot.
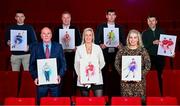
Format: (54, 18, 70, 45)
(95, 23, 126, 46)
(29, 42, 66, 80)
(53, 25, 82, 46)
(95, 23, 126, 54)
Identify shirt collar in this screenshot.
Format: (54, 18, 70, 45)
(17, 23, 24, 25)
(107, 23, 115, 28)
(43, 42, 52, 51)
(62, 24, 70, 29)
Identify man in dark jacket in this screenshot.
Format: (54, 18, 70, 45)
(5, 10, 37, 71)
(142, 15, 165, 95)
(29, 27, 66, 105)
(53, 11, 82, 96)
(95, 9, 126, 96)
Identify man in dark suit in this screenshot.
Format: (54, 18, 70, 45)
(53, 11, 81, 96)
(95, 9, 126, 96)
(29, 27, 66, 105)
(142, 15, 165, 95)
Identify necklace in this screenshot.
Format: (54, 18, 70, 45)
(129, 45, 138, 50)
(85, 43, 92, 54)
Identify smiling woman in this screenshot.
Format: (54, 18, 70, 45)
(126, 29, 143, 49)
(115, 29, 151, 103)
(74, 28, 105, 97)
(84, 29, 93, 54)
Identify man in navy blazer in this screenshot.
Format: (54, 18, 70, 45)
(29, 27, 66, 105)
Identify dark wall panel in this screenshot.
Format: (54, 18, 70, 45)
(1, 0, 180, 23)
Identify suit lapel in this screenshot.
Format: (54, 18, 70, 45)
(60, 25, 63, 29)
(105, 23, 108, 27)
(39, 43, 46, 58)
(50, 42, 55, 58)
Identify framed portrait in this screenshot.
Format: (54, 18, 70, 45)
(79, 57, 100, 84)
(157, 34, 177, 57)
(103, 28, 119, 47)
(59, 29, 75, 49)
(122, 56, 141, 81)
(37, 58, 58, 85)
(10, 30, 27, 51)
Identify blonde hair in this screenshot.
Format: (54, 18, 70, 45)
(81, 28, 95, 44)
(126, 29, 143, 47)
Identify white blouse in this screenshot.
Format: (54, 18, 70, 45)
(74, 43, 105, 87)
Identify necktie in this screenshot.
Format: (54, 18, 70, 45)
(45, 44, 50, 58)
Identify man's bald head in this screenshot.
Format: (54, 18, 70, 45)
(41, 27, 52, 43)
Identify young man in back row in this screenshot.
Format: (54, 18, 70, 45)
(5, 10, 37, 71)
(95, 9, 126, 96)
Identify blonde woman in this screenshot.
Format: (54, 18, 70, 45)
(115, 29, 151, 101)
(74, 28, 105, 96)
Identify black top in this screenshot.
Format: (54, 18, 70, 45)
(95, 22, 126, 55)
(142, 27, 165, 56)
(53, 25, 82, 47)
(5, 24, 37, 55)
(95, 23, 126, 46)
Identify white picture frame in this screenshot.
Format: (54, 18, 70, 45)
(37, 58, 58, 85)
(79, 57, 100, 84)
(59, 29, 75, 49)
(10, 30, 27, 51)
(122, 56, 141, 81)
(157, 34, 177, 57)
(103, 28, 119, 47)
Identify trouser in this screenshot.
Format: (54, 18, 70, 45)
(61, 52, 77, 96)
(37, 85, 60, 105)
(78, 85, 103, 97)
(102, 51, 120, 96)
(10, 54, 30, 71)
(150, 55, 165, 95)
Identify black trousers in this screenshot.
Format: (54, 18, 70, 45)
(61, 52, 77, 96)
(102, 51, 120, 96)
(78, 85, 103, 97)
(150, 55, 165, 95)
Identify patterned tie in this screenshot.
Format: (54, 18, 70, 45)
(45, 44, 50, 58)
